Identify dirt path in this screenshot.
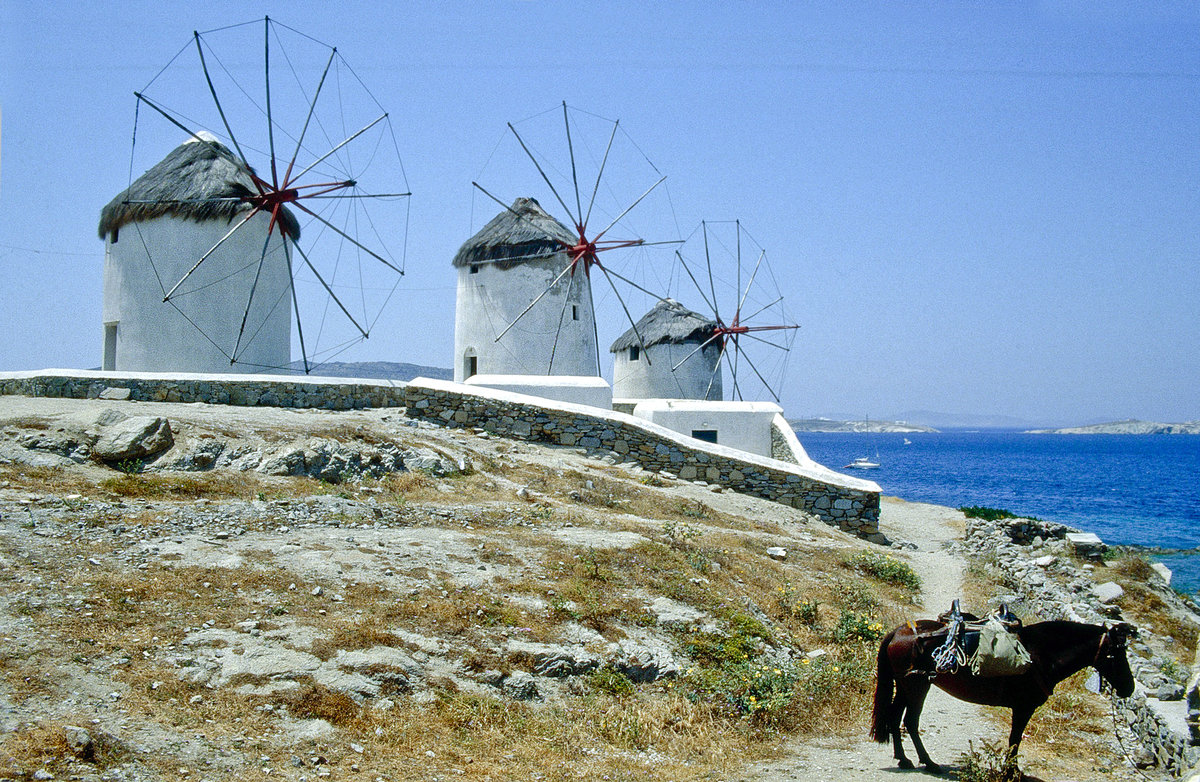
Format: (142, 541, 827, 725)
(745, 498, 1001, 781)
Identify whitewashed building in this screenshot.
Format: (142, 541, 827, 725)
(631, 399, 784, 456)
(452, 198, 597, 381)
(611, 298, 721, 401)
(97, 135, 295, 373)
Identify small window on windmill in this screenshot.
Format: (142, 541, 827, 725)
(572, 304, 579, 321)
(691, 429, 718, 444)
(629, 345, 640, 361)
(469, 264, 480, 274)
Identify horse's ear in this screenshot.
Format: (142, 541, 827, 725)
(1111, 622, 1138, 641)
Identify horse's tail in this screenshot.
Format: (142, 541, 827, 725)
(870, 629, 896, 743)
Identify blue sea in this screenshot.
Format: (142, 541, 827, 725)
(797, 431, 1200, 594)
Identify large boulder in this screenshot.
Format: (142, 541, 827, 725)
(402, 447, 465, 477)
(506, 640, 599, 678)
(1093, 581, 1125, 604)
(609, 642, 678, 682)
(92, 417, 174, 463)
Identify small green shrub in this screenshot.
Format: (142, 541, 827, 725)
(959, 506, 1018, 522)
(662, 520, 702, 543)
(527, 504, 554, 520)
(832, 579, 877, 611)
(114, 458, 144, 475)
(684, 630, 759, 667)
(956, 740, 1021, 782)
(724, 611, 773, 644)
(679, 659, 797, 721)
(686, 550, 711, 573)
(587, 666, 635, 697)
(677, 654, 873, 730)
(775, 583, 819, 626)
(547, 594, 578, 621)
(794, 654, 872, 708)
(831, 610, 884, 644)
(846, 551, 921, 591)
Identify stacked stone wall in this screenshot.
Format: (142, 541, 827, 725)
(402, 382, 879, 535)
(1, 371, 880, 536)
(0, 372, 405, 410)
(770, 418, 801, 465)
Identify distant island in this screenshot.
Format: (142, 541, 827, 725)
(1028, 419, 1200, 435)
(788, 417, 938, 434)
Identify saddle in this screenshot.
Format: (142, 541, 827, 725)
(914, 600, 1025, 677)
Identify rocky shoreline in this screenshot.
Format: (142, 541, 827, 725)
(957, 512, 1200, 776)
(1028, 420, 1200, 435)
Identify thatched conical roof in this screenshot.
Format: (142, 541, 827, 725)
(610, 298, 717, 352)
(452, 197, 576, 269)
(98, 136, 300, 240)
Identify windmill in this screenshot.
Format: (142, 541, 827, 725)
(99, 17, 410, 375)
(610, 298, 722, 401)
(667, 220, 800, 403)
(454, 102, 679, 381)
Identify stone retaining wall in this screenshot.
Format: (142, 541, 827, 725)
(402, 379, 880, 535)
(770, 417, 800, 465)
(0, 370, 406, 410)
(1, 370, 881, 536)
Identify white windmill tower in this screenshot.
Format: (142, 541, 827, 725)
(99, 17, 410, 375)
(98, 133, 296, 373)
(452, 197, 597, 380)
(453, 103, 681, 407)
(612, 222, 801, 458)
(610, 298, 721, 401)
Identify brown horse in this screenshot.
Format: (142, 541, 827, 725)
(871, 618, 1137, 773)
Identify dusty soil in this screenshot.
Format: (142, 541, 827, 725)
(0, 396, 1168, 782)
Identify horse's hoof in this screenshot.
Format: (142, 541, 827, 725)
(924, 762, 942, 775)
(898, 759, 914, 770)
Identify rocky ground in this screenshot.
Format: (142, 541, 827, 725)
(0, 396, 1193, 782)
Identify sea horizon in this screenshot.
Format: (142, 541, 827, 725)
(797, 429, 1200, 596)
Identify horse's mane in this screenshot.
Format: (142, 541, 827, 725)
(1018, 620, 1104, 643)
(1016, 620, 1105, 663)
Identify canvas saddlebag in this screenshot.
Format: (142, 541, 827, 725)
(969, 616, 1033, 677)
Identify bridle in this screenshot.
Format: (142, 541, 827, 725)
(1097, 623, 1154, 781)
(1093, 623, 1136, 674)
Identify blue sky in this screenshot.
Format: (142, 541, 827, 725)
(1, 2, 1197, 425)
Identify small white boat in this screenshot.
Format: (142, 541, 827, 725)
(844, 456, 880, 470)
(903, 438, 912, 445)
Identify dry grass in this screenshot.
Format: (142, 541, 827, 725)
(500, 463, 749, 531)
(306, 688, 749, 781)
(1103, 554, 1200, 663)
(0, 720, 133, 773)
(99, 470, 264, 499)
(310, 625, 411, 660)
(0, 463, 97, 495)
(283, 681, 362, 725)
(0, 409, 941, 781)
